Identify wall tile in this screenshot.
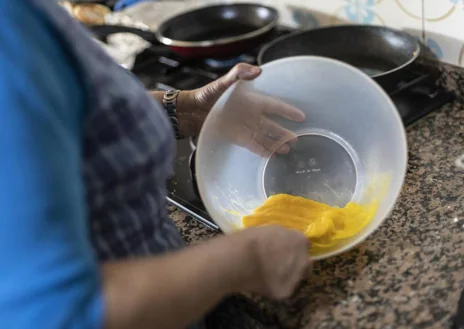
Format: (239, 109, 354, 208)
(282, 0, 359, 28)
(423, 0, 464, 66)
(366, 0, 423, 40)
(280, 0, 423, 40)
(285, 4, 320, 29)
(271, 0, 306, 28)
(191, 0, 464, 67)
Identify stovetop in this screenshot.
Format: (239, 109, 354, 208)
(131, 28, 290, 90)
(130, 27, 454, 231)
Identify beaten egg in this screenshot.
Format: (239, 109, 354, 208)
(242, 194, 378, 252)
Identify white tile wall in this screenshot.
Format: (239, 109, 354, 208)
(368, 0, 423, 40)
(423, 0, 464, 66)
(281, 0, 423, 29)
(281, 0, 359, 27)
(275, 0, 423, 51)
(274, 0, 464, 67)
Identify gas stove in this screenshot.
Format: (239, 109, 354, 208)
(130, 27, 454, 231)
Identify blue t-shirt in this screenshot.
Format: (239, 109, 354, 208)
(0, 1, 102, 328)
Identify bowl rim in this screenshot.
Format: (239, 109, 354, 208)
(195, 55, 408, 261)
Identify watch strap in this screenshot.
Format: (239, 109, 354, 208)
(162, 89, 184, 140)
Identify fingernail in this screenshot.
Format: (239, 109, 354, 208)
(251, 66, 262, 74)
(290, 113, 305, 122)
(239, 67, 261, 79)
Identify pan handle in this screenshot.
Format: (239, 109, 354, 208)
(88, 24, 160, 44)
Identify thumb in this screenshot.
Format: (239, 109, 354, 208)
(212, 63, 262, 95)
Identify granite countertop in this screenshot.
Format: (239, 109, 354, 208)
(169, 69, 464, 328)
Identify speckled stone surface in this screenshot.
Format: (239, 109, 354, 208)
(439, 62, 464, 101)
(169, 69, 464, 329)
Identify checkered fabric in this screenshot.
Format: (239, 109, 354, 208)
(32, 0, 184, 261)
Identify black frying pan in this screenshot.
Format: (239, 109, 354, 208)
(156, 3, 278, 58)
(258, 25, 421, 92)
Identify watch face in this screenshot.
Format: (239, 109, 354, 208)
(164, 90, 179, 102)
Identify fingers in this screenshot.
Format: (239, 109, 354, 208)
(259, 94, 306, 122)
(214, 63, 262, 95)
(251, 118, 297, 155)
(242, 118, 296, 157)
(271, 234, 311, 300)
(231, 63, 262, 81)
(282, 236, 311, 299)
(244, 139, 273, 158)
(262, 118, 298, 144)
(239, 225, 311, 300)
(252, 133, 290, 157)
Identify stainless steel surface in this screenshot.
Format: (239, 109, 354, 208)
(166, 197, 219, 230)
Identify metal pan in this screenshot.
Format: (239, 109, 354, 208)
(258, 25, 421, 92)
(156, 3, 278, 58)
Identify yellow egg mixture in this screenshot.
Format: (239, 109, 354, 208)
(242, 194, 378, 252)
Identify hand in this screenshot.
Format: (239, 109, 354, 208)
(177, 63, 261, 137)
(215, 85, 305, 157)
(234, 225, 311, 299)
(177, 63, 305, 152)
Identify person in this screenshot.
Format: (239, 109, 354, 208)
(0, 1, 311, 328)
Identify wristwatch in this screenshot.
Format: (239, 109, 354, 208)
(162, 89, 184, 140)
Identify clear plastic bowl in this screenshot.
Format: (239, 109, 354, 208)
(196, 56, 407, 259)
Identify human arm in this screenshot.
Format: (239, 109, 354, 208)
(149, 64, 266, 138)
(0, 49, 308, 329)
(101, 236, 245, 329)
(151, 63, 306, 154)
(102, 226, 311, 329)
(150, 88, 198, 137)
(0, 50, 240, 328)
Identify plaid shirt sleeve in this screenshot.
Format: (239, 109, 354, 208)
(82, 70, 184, 262)
(30, 0, 185, 262)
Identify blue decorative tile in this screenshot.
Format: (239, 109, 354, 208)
(343, 0, 376, 23)
(424, 0, 464, 65)
(426, 38, 444, 59)
(290, 6, 320, 28)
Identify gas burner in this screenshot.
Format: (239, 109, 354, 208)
(204, 54, 255, 70)
(132, 26, 293, 91)
(130, 26, 454, 231)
